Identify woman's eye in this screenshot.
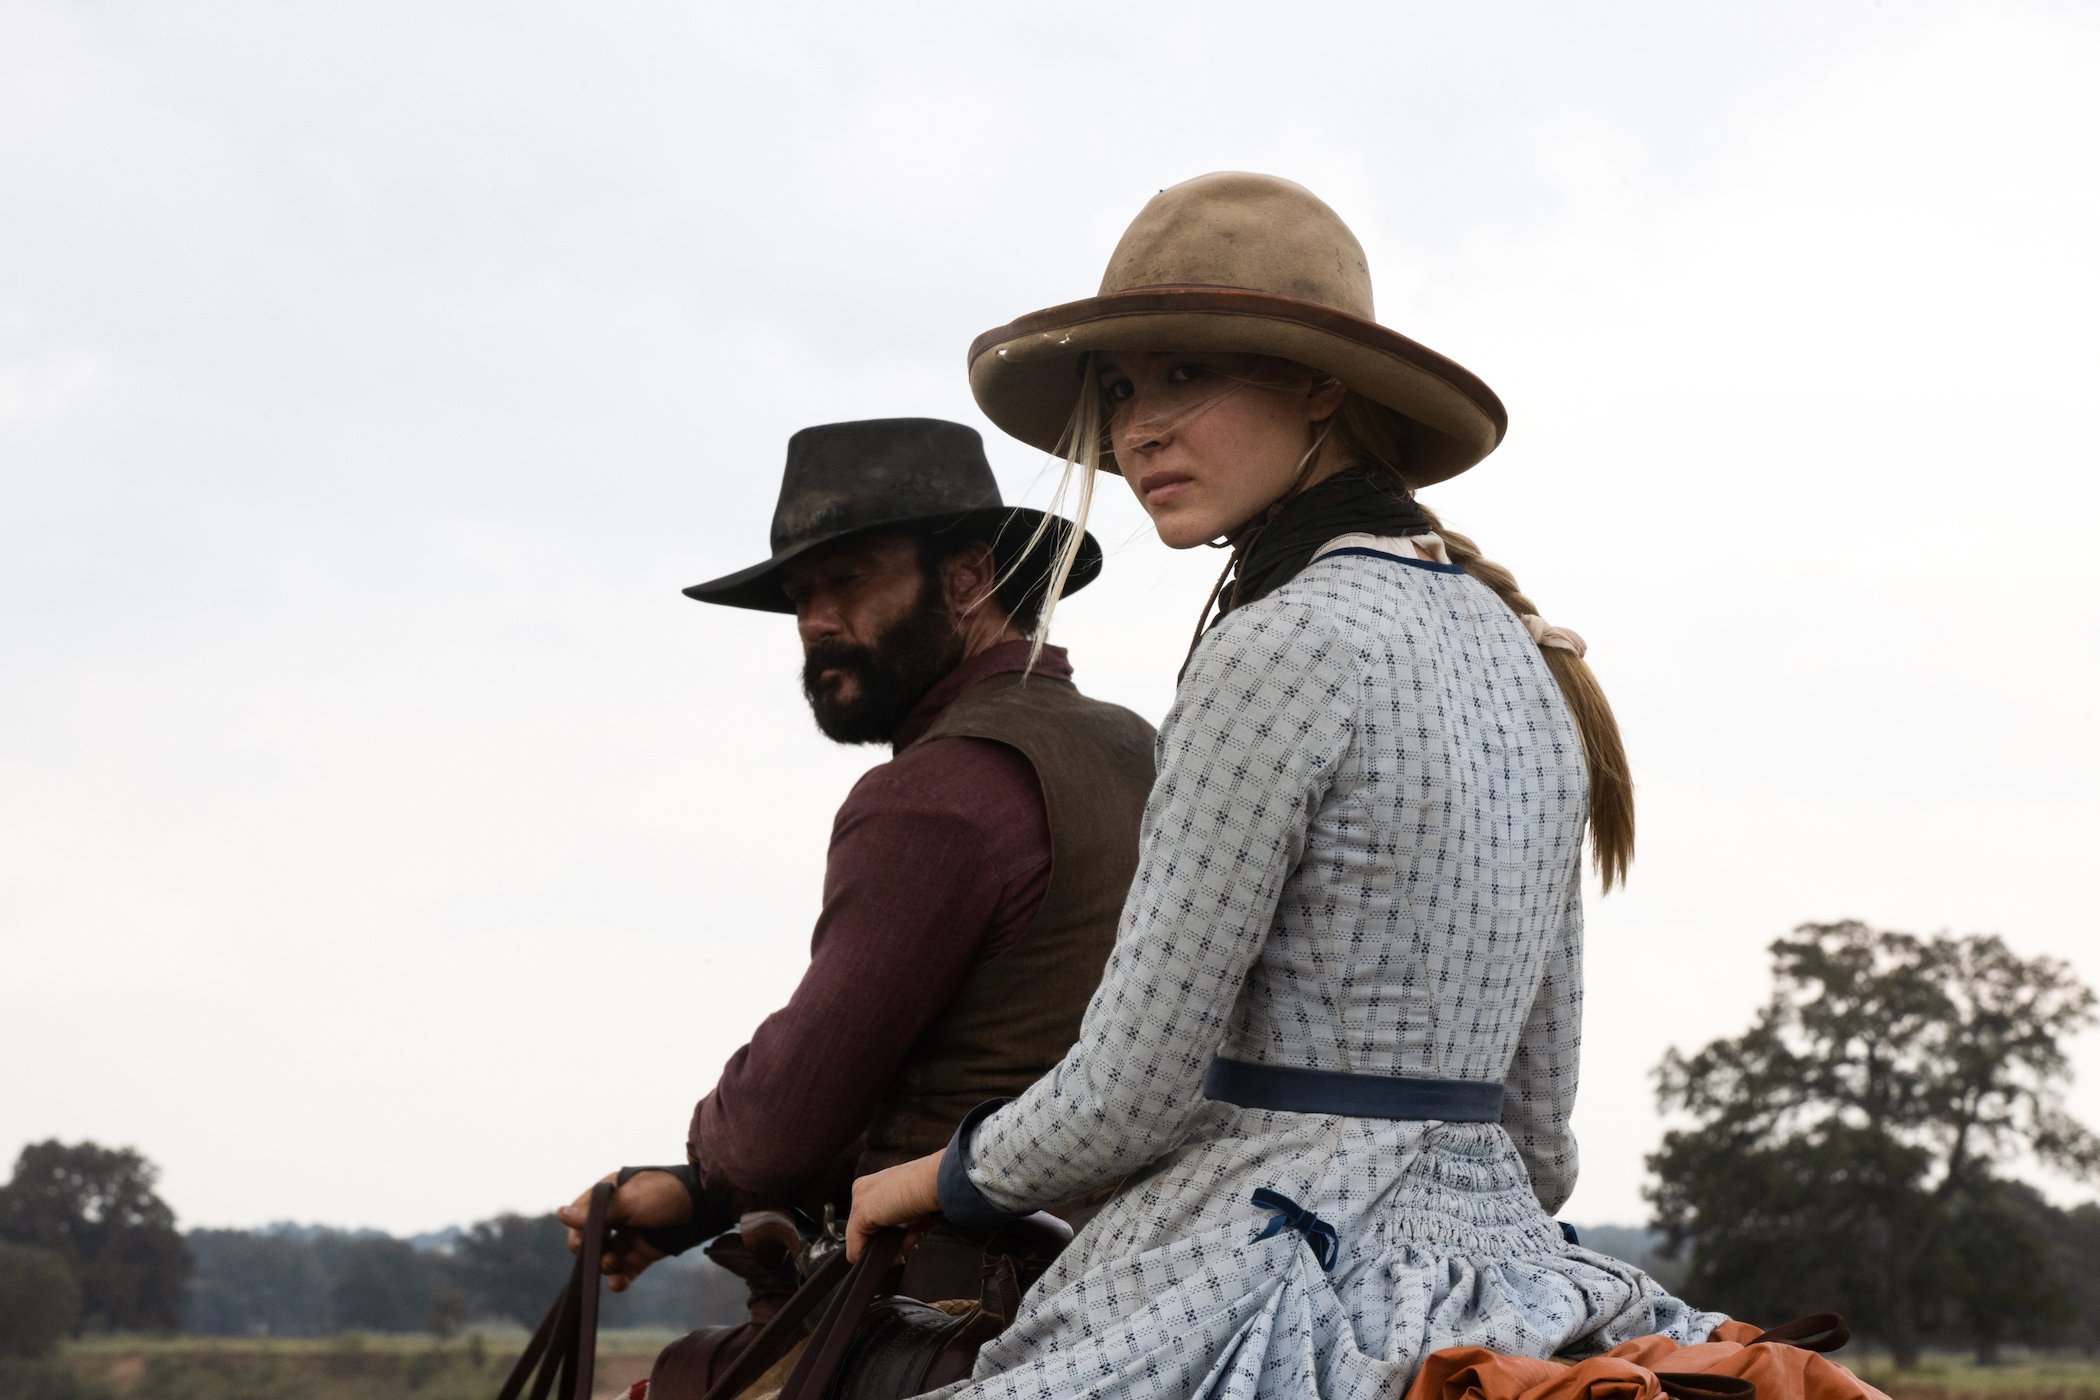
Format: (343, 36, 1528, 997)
(1101, 379, 1133, 403)
(1166, 363, 1206, 385)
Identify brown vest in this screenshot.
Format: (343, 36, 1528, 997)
(858, 670, 1156, 1173)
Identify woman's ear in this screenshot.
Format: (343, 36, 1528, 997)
(1307, 375, 1346, 424)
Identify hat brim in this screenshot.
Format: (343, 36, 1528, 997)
(682, 507, 1103, 614)
(968, 287, 1507, 488)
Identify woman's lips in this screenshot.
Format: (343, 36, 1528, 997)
(1139, 471, 1193, 504)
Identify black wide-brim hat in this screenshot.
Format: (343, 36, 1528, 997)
(683, 417, 1103, 613)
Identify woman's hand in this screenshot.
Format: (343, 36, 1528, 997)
(846, 1149, 943, 1261)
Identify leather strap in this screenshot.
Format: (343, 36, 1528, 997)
(1203, 1057, 1505, 1121)
(691, 1249, 852, 1400)
(776, 1230, 907, 1400)
(497, 1180, 611, 1400)
(1749, 1313, 1850, 1352)
(1656, 1373, 1756, 1400)
(495, 1276, 564, 1400)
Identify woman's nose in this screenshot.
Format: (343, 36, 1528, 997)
(1114, 402, 1169, 456)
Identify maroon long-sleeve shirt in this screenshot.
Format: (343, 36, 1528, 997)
(686, 640, 1067, 1204)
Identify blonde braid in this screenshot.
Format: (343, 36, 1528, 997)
(1414, 503, 1635, 891)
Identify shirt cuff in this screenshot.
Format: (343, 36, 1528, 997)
(615, 1163, 714, 1256)
(936, 1098, 1023, 1234)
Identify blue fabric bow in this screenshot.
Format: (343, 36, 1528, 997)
(1250, 1187, 1340, 1272)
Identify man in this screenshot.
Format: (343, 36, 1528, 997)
(560, 418, 1155, 1375)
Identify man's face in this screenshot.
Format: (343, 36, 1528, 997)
(780, 533, 965, 745)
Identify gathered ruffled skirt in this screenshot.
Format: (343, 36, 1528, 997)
(931, 1112, 1727, 1400)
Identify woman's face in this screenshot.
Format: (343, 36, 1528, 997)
(1097, 352, 1344, 549)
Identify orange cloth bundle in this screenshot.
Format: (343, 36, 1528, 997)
(1408, 1349, 1664, 1400)
(1406, 1319, 1890, 1400)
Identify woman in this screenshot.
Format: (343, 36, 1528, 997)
(847, 172, 1726, 1398)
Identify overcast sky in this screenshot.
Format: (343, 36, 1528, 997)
(4, 1, 2097, 1238)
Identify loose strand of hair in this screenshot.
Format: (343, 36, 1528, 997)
(1014, 359, 1107, 669)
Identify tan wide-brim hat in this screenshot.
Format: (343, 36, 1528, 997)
(969, 172, 1507, 487)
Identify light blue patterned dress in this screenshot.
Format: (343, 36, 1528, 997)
(934, 539, 1725, 1398)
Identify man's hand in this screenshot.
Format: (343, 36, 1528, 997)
(557, 1169, 693, 1292)
(845, 1149, 942, 1261)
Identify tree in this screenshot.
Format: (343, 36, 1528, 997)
(329, 1235, 436, 1333)
(1940, 1178, 2071, 1363)
(0, 1142, 191, 1332)
(2052, 1202, 2100, 1357)
(184, 1228, 335, 1336)
(426, 1283, 470, 1340)
(0, 1243, 82, 1359)
(444, 1212, 573, 1328)
(1647, 920, 2099, 1366)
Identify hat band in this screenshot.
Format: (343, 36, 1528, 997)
(967, 285, 1499, 414)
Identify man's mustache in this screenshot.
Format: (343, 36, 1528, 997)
(803, 641, 875, 692)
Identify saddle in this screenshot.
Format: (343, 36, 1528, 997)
(659, 1212, 1071, 1400)
(497, 1182, 1070, 1400)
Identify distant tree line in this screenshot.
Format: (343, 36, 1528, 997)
(8, 919, 2099, 1369)
(0, 1141, 739, 1358)
(1649, 920, 2100, 1365)
(184, 1211, 740, 1338)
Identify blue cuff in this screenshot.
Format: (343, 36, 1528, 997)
(936, 1097, 1023, 1234)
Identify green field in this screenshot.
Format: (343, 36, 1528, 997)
(7, 1335, 2099, 1400)
(1852, 1357, 2100, 1400)
(11, 1331, 676, 1400)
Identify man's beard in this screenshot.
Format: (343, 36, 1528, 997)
(800, 578, 966, 745)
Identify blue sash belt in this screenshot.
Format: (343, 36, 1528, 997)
(1203, 1057, 1505, 1121)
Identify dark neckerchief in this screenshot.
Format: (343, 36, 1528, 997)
(1216, 463, 1432, 621)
